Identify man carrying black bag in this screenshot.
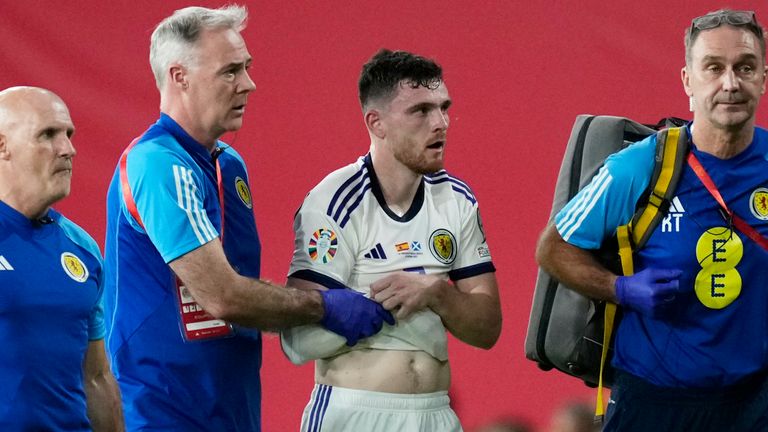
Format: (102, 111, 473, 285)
(536, 9, 768, 432)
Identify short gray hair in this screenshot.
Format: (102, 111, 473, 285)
(684, 9, 765, 66)
(149, 5, 248, 90)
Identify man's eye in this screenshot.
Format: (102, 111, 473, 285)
(739, 65, 754, 74)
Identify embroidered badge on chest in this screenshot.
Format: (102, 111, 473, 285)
(309, 229, 338, 263)
(395, 241, 423, 258)
(429, 229, 457, 264)
(750, 187, 768, 220)
(234, 176, 253, 209)
(61, 252, 88, 283)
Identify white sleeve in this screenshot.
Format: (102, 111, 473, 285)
(451, 202, 495, 280)
(287, 193, 358, 287)
(282, 192, 359, 364)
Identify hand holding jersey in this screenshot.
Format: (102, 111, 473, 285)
(282, 270, 452, 365)
(371, 272, 446, 320)
(320, 288, 395, 345)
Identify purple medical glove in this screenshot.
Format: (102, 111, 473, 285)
(615, 268, 683, 318)
(320, 289, 395, 346)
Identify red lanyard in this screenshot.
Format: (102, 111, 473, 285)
(687, 152, 768, 252)
(119, 138, 143, 228)
(215, 153, 225, 242)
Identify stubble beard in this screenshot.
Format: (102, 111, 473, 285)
(394, 146, 444, 175)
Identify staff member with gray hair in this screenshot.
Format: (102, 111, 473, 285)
(537, 9, 768, 431)
(103, 5, 392, 431)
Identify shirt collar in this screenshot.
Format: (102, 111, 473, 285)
(157, 113, 218, 161)
(0, 200, 58, 233)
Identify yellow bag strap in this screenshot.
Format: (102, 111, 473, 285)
(630, 127, 688, 248)
(594, 126, 689, 419)
(595, 226, 632, 417)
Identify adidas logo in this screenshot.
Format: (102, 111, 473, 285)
(0, 255, 14, 271)
(669, 196, 685, 213)
(661, 196, 685, 233)
(364, 243, 388, 260)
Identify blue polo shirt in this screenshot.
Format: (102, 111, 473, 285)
(557, 125, 768, 387)
(103, 114, 263, 431)
(0, 201, 104, 430)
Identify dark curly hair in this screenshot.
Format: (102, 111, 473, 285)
(358, 49, 443, 111)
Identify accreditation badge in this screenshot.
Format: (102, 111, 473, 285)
(175, 278, 234, 342)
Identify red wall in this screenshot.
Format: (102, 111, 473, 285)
(2, 1, 766, 430)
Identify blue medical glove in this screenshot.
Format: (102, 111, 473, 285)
(320, 289, 395, 346)
(615, 268, 683, 318)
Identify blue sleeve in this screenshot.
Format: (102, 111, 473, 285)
(88, 279, 106, 341)
(56, 214, 106, 340)
(126, 142, 219, 263)
(554, 134, 657, 249)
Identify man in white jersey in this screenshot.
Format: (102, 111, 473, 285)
(282, 49, 502, 431)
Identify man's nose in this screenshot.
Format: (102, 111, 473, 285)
(721, 69, 740, 92)
(432, 110, 449, 131)
(238, 71, 256, 93)
(59, 135, 76, 158)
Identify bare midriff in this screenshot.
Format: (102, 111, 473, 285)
(316, 349, 450, 393)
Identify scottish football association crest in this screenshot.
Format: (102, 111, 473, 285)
(750, 187, 768, 220)
(234, 176, 253, 209)
(61, 252, 88, 283)
(429, 229, 457, 264)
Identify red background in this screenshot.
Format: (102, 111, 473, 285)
(2, 1, 767, 430)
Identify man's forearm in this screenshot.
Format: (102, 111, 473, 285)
(431, 282, 501, 349)
(535, 223, 619, 302)
(85, 371, 124, 432)
(169, 242, 325, 331)
(214, 277, 325, 331)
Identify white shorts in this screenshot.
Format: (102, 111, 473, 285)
(300, 384, 463, 432)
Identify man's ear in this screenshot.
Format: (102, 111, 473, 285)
(681, 66, 692, 97)
(169, 64, 188, 90)
(365, 110, 386, 139)
(0, 134, 9, 161)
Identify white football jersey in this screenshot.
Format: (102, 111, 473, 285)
(281, 154, 494, 364)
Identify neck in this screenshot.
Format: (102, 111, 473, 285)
(370, 145, 422, 215)
(0, 188, 50, 219)
(692, 121, 755, 159)
(160, 98, 218, 151)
